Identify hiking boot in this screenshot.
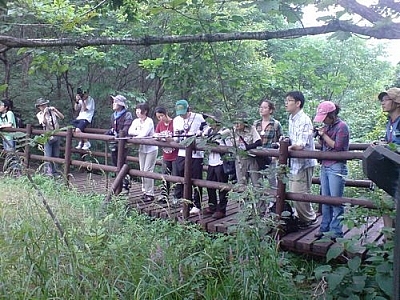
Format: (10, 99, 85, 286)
(120, 188, 130, 196)
(212, 211, 226, 219)
(81, 141, 91, 150)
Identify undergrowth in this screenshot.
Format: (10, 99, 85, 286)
(0, 175, 312, 299)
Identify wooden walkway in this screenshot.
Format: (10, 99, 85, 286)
(69, 172, 384, 258)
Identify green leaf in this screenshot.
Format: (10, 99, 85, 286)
(327, 272, 344, 290)
(326, 243, 344, 262)
(313, 265, 332, 280)
(376, 273, 393, 297)
(347, 256, 361, 271)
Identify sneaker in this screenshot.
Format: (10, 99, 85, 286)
(81, 141, 91, 150)
(75, 142, 83, 150)
(189, 207, 201, 215)
(314, 232, 324, 239)
(212, 211, 226, 219)
(120, 188, 129, 196)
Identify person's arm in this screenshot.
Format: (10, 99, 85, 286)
(120, 112, 133, 136)
(50, 107, 65, 120)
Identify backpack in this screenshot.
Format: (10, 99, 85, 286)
(268, 201, 299, 234)
(14, 113, 25, 128)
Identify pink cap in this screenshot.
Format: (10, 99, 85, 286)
(313, 101, 336, 123)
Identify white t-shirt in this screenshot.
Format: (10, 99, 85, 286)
(173, 112, 205, 158)
(76, 96, 95, 123)
(128, 117, 158, 153)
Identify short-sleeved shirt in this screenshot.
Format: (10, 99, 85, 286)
(320, 118, 350, 166)
(288, 109, 317, 174)
(76, 96, 95, 123)
(385, 116, 400, 145)
(254, 118, 283, 148)
(155, 120, 178, 161)
(0, 111, 16, 140)
(173, 112, 205, 158)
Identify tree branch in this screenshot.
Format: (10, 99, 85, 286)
(337, 0, 385, 23)
(0, 20, 399, 50)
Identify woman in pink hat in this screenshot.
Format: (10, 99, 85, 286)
(313, 100, 350, 240)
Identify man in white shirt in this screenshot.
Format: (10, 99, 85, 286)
(72, 87, 95, 150)
(285, 91, 317, 227)
(173, 99, 207, 214)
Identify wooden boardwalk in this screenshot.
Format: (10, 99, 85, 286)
(70, 172, 384, 258)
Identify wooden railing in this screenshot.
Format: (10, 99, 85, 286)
(2, 125, 376, 219)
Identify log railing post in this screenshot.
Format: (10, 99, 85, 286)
(182, 141, 195, 219)
(23, 124, 32, 169)
(276, 138, 290, 235)
(64, 127, 73, 185)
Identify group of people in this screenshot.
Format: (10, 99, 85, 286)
(1, 86, 398, 239)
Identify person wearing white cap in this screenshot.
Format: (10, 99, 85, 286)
(71, 87, 95, 150)
(313, 101, 349, 240)
(35, 97, 65, 175)
(107, 95, 134, 194)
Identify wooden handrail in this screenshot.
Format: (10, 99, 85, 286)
(1, 125, 376, 217)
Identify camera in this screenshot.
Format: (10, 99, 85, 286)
(313, 127, 321, 138)
(77, 87, 83, 96)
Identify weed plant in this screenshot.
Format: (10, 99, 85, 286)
(0, 175, 312, 299)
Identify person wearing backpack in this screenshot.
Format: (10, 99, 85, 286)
(35, 98, 65, 176)
(106, 95, 134, 195)
(0, 99, 17, 151)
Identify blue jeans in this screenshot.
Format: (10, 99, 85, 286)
(320, 162, 347, 237)
(44, 138, 60, 174)
(3, 139, 15, 151)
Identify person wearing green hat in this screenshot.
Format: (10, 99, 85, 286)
(35, 97, 65, 176)
(172, 99, 207, 214)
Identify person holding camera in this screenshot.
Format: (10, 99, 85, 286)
(72, 88, 95, 150)
(313, 101, 349, 240)
(35, 98, 65, 175)
(172, 99, 207, 214)
(107, 95, 134, 194)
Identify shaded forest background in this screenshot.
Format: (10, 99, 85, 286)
(1, 0, 400, 143)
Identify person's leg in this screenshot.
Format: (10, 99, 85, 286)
(52, 139, 61, 174)
(138, 151, 146, 194)
(142, 150, 158, 197)
(191, 158, 203, 209)
(215, 164, 229, 214)
(173, 157, 185, 199)
(319, 165, 331, 233)
(326, 163, 347, 237)
(289, 167, 316, 223)
(43, 141, 53, 174)
(206, 166, 218, 212)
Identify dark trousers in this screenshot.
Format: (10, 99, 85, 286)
(173, 156, 203, 208)
(161, 159, 174, 197)
(206, 164, 229, 213)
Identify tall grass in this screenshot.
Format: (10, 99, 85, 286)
(0, 175, 311, 299)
